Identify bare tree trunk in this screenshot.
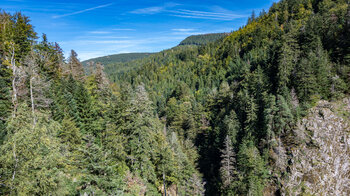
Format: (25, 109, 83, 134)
(226, 137, 231, 185)
(10, 46, 17, 117)
(11, 141, 18, 187)
(30, 76, 36, 127)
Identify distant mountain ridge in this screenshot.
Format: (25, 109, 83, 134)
(82, 52, 153, 66)
(82, 33, 228, 66)
(179, 33, 229, 46)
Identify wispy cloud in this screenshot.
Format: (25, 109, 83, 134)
(130, 2, 179, 14)
(77, 35, 131, 39)
(53, 3, 113, 19)
(130, 3, 246, 21)
(130, 6, 164, 14)
(60, 35, 186, 60)
(171, 28, 200, 35)
(169, 9, 246, 20)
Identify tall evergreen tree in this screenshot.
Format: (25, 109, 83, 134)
(220, 135, 236, 189)
(68, 50, 84, 81)
(0, 104, 69, 195)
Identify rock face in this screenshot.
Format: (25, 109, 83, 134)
(283, 98, 350, 195)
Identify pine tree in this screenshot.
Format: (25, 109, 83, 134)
(0, 63, 11, 143)
(275, 95, 293, 136)
(68, 50, 84, 81)
(103, 122, 126, 163)
(124, 85, 161, 183)
(295, 53, 318, 102)
(0, 104, 69, 195)
(76, 135, 126, 195)
(237, 139, 268, 195)
(263, 94, 277, 148)
(223, 110, 240, 145)
(94, 62, 109, 91)
(277, 25, 300, 96)
(59, 117, 81, 149)
(23, 51, 52, 126)
(220, 135, 236, 189)
(244, 95, 258, 134)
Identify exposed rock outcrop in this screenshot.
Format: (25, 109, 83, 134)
(283, 98, 350, 195)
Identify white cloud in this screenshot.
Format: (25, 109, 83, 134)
(130, 3, 246, 21)
(59, 35, 186, 61)
(168, 9, 246, 20)
(53, 3, 113, 19)
(77, 35, 131, 39)
(130, 2, 179, 14)
(130, 6, 164, 14)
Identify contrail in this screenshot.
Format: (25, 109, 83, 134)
(53, 3, 113, 19)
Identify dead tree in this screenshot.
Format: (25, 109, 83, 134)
(23, 51, 52, 126)
(220, 135, 236, 188)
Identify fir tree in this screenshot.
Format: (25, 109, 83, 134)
(68, 50, 84, 81)
(220, 135, 236, 189)
(0, 104, 69, 195)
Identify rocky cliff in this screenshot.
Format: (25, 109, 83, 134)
(282, 98, 350, 195)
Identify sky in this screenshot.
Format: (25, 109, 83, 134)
(1, 0, 279, 61)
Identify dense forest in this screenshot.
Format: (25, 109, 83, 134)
(179, 33, 228, 46)
(82, 53, 153, 67)
(0, 0, 349, 195)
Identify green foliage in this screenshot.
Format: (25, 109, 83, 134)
(83, 52, 153, 67)
(0, 0, 349, 195)
(0, 11, 37, 62)
(223, 110, 240, 145)
(275, 95, 294, 135)
(0, 104, 69, 195)
(0, 65, 11, 143)
(236, 139, 268, 195)
(75, 135, 127, 195)
(180, 33, 228, 46)
(59, 117, 81, 149)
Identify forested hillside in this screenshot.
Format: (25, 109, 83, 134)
(0, 0, 349, 195)
(82, 53, 153, 76)
(179, 33, 228, 46)
(82, 52, 153, 66)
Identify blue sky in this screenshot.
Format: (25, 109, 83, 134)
(2, 0, 278, 60)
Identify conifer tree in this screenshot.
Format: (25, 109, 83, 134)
(76, 135, 126, 195)
(68, 50, 84, 81)
(263, 94, 277, 148)
(237, 139, 268, 195)
(0, 104, 69, 195)
(223, 110, 240, 145)
(125, 85, 161, 183)
(275, 95, 293, 136)
(95, 62, 109, 91)
(0, 63, 11, 142)
(59, 117, 81, 149)
(220, 135, 236, 189)
(277, 25, 300, 96)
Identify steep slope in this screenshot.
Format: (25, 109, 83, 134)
(1, 0, 350, 195)
(102, 0, 350, 194)
(0, 12, 204, 195)
(282, 98, 350, 195)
